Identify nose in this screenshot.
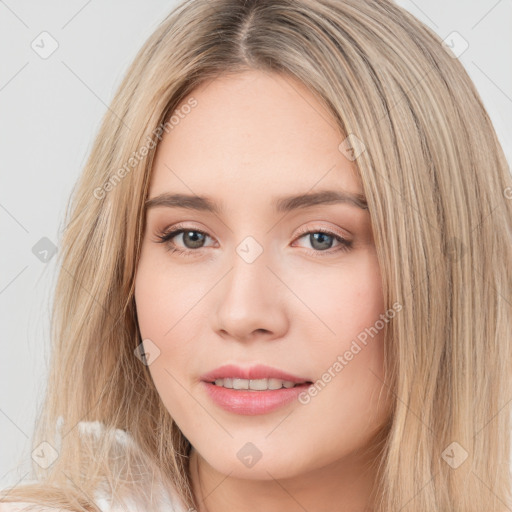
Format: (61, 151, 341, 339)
(213, 248, 289, 343)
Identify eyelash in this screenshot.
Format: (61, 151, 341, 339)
(154, 223, 352, 258)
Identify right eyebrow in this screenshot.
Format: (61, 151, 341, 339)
(145, 193, 221, 214)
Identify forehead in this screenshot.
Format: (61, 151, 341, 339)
(148, 70, 363, 208)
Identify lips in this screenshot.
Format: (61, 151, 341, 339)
(199, 364, 314, 415)
(200, 363, 311, 384)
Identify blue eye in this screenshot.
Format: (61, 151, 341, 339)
(155, 227, 212, 256)
(155, 225, 352, 257)
(297, 229, 351, 253)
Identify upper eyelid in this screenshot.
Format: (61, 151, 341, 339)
(294, 223, 350, 239)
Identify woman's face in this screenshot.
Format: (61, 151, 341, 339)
(134, 70, 392, 480)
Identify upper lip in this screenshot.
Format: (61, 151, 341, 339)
(200, 364, 311, 384)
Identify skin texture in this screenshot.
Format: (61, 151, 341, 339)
(134, 70, 393, 512)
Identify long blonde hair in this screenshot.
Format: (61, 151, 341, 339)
(2, 0, 511, 510)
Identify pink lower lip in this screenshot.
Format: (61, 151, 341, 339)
(202, 381, 311, 415)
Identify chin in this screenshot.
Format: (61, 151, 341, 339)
(199, 444, 312, 481)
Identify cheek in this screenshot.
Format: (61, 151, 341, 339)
(134, 249, 204, 339)
(294, 249, 384, 343)
(134, 253, 206, 397)
(294, 250, 388, 409)
(340, 266, 385, 338)
(134, 263, 198, 424)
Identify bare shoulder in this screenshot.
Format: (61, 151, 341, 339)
(0, 502, 73, 512)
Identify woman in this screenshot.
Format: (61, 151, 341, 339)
(1, 0, 511, 511)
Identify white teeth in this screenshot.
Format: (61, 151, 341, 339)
(248, 378, 267, 390)
(213, 378, 300, 390)
(268, 378, 284, 390)
(233, 378, 249, 390)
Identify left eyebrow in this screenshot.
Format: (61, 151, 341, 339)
(274, 189, 368, 212)
(144, 189, 368, 213)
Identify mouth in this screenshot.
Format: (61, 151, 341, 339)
(200, 363, 312, 388)
(199, 364, 314, 415)
(209, 377, 312, 391)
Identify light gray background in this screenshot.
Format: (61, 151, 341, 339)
(1, 0, 511, 491)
